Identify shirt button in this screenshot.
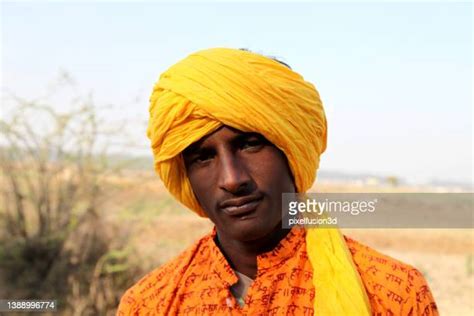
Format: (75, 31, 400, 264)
(226, 297, 235, 308)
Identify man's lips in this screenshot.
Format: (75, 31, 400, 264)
(219, 194, 263, 217)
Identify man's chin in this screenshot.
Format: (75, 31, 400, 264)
(225, 221, 280, 243)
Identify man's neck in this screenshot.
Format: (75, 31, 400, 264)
(214, 225, 291, 279)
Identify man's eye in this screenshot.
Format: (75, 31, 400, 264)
(242, 138, 264, 150)
(193, 153, 213, 164)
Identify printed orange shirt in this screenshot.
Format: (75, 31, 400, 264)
(117, 228, 438, 315)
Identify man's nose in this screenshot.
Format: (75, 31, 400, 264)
(217, 152, 253, 195)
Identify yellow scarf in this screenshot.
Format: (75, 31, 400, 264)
(147, 48, 371, 315)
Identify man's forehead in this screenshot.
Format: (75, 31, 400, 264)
(183, 126, 264, 153)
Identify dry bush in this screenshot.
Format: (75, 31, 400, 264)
(0, 75, 138, 315)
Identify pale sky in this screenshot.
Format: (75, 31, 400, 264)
(1, 1, 472, 185)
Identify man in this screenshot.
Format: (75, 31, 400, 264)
(118, 48, 438, 315)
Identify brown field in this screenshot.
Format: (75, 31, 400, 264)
(106, 176, 474, 316)
(1, 171, 473, 315)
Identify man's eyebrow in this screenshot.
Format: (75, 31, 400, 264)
(232, 132, 264, 142)
(183, 132, 267, 157)
(183, 141, 205, 157)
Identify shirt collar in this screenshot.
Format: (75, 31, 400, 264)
(207, 226, 306, 283)
(256, 227, 305, 273)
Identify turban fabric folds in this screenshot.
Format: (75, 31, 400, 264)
(148, 48, 326, 217)
(147, 48, 371, 315)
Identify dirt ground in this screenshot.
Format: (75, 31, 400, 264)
(115, 179, 474, 315)
(126, 219, 473, 315)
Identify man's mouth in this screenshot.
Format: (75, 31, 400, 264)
(219, 194, 263, 217)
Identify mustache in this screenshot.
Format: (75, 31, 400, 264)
(218, 192, 264, 209)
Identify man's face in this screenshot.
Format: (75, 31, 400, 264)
(183, 126, 295, 242)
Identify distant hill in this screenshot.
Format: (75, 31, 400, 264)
(2, 146, 471, 190)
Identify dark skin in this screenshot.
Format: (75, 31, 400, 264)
(183, 126, 296, 279)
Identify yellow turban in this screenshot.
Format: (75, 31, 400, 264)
(147, 48, 371, 315)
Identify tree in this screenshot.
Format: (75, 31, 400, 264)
(0, 74, 136, 315)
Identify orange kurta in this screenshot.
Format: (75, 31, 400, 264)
(117, 228, 438, 315)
